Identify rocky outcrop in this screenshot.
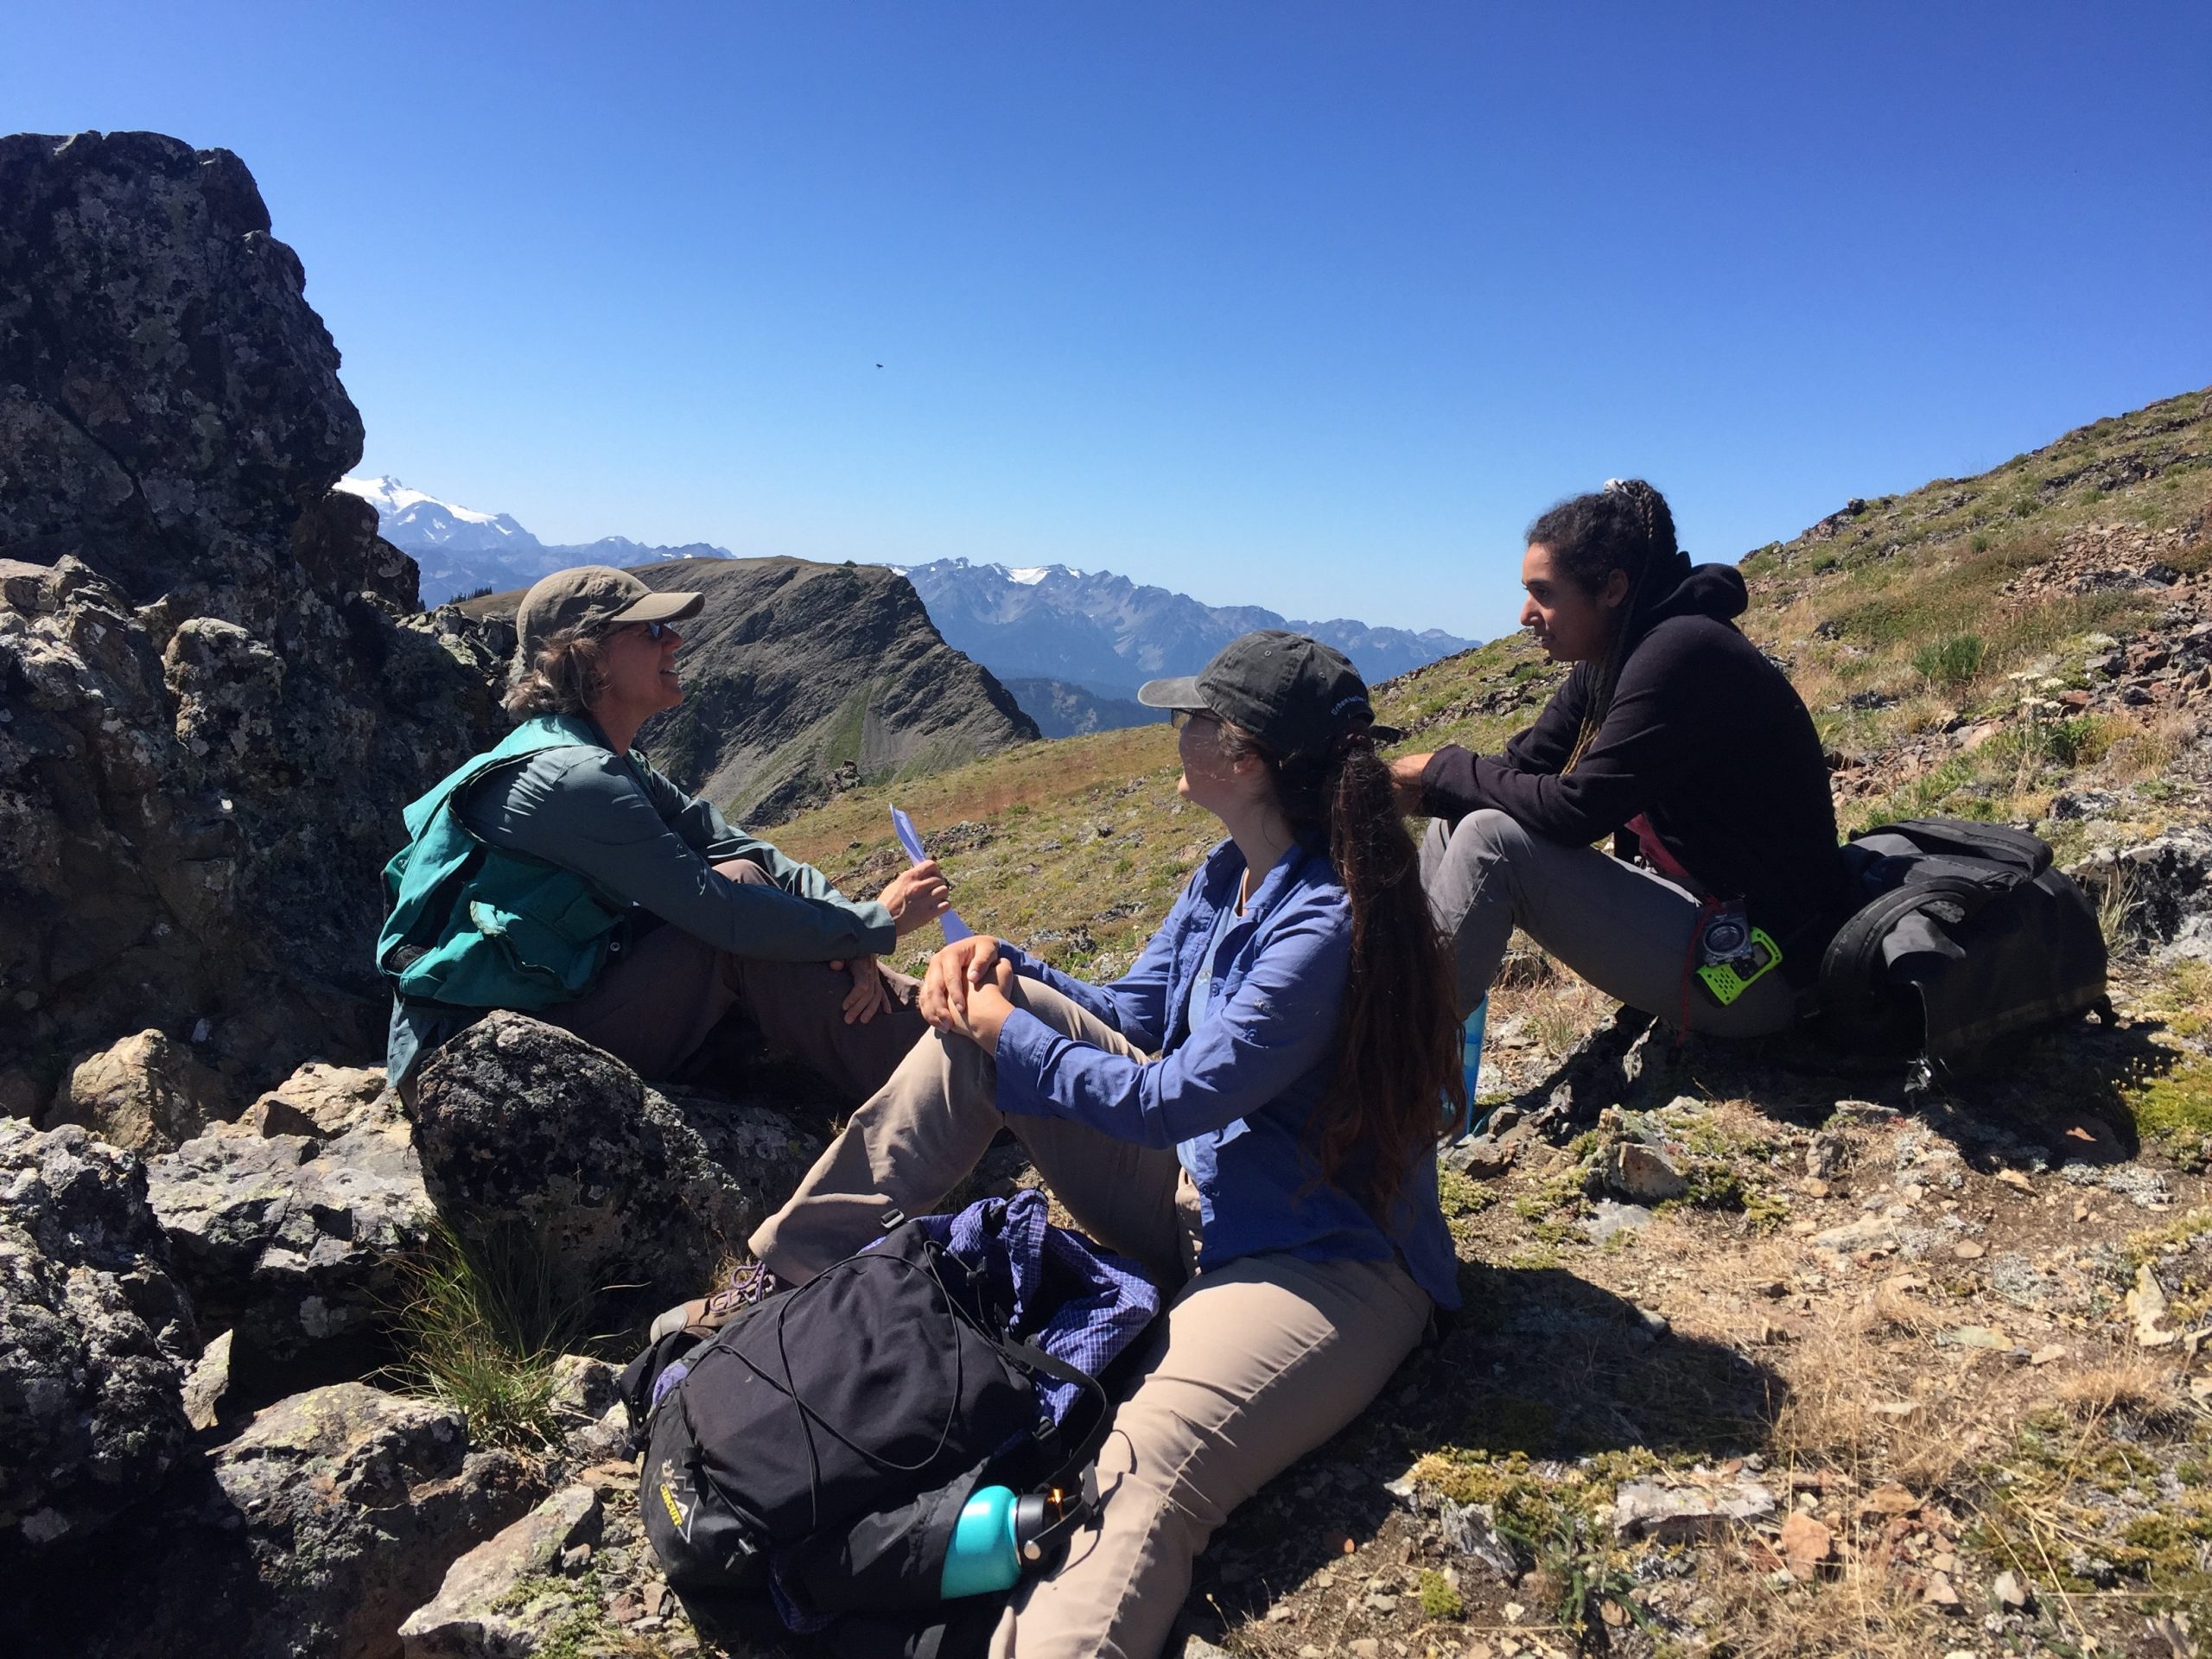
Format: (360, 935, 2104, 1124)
(467, 555, 1039, 824)
(0, 130, 505, 1097)
(46, 1026, 233, 1152)
(146, 1090, 435, 1372)
(409, 1013, 822, 1315)
(208, 1382, 541, 1659)
(0, 1118, 197, 1548)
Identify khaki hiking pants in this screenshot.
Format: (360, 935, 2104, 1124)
(748, 977, 1433, 1659)
(548, 860, 928, 1103)
(1421, 809, 1797, 1036)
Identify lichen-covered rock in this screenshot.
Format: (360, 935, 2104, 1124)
(2071, 828, 2212, 963)
(410, 1013, 822, 1314)
(210, 1382, 542, 1659)
(397, 1484, 603, 1659)
(0, 130, 505, 1095)
(46, 1027, 234, 1152)
(145, 1090, 435, 1367)
(0, 1118, 197, 1547)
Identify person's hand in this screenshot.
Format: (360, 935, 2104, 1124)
(879, 859, 952, 937)
(919, 935, 1002, 1030)
(942, 955, 1017, 1056)
(825, 955, 892, 1025)
(1388, 752, 1432, 816)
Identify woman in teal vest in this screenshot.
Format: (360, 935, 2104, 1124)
(379, 565, 951, 1100)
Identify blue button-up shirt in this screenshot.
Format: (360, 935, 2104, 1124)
(991, 838, 1460, 1310)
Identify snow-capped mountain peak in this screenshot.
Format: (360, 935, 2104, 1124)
(335, 474, 736, 606)
(334, 475, 538, 553)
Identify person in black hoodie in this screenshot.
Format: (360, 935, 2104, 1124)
(1389, 480, 1850, 1036)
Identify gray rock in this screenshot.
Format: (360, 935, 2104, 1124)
(399, 1484, 603, 1659)
(146, 1093, 435, 1364)
(1440, 1132, 1513, 1177)
(0, 130, 504, 1097)
(2069, 830, 2212, 963)
(410, 1014, 823, 1314)
(181, 1328, 234, 1432)
(212, 1382, 541, 1659)
(1580, 1199, 1657, 1246)
(1438, 1497, 1524, 1581)
(1601, 1141, 1689, 1204)
(0, 1119, 198, 1547)
(547, 1354, 632, 1463)
(46, 1027, 235, 1152)
(1611, 1477, 1777, 1541)
(1811, 1215, 1899, 1252)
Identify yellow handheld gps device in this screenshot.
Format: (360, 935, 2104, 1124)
(1694, 908, 1783, 1006)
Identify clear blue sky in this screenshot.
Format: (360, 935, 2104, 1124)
(10, 3, 2209, 639)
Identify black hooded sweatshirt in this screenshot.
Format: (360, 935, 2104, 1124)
(1419, 561, 1850, 986)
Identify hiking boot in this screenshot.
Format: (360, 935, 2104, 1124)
(647, 1262, 786, 1343)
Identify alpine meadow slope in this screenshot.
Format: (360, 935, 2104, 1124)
(760, 387, 2212, 1658)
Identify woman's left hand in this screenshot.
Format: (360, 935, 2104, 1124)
(828, 955, 893, 1024)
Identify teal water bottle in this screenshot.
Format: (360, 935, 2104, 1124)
(940, 1485, 1052, 1599)
(1449, 997, 1488, 1141)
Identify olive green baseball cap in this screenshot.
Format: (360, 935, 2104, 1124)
(513, 565, 702, 670)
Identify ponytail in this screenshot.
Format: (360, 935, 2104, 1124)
(1220, 724, 1463, 1218)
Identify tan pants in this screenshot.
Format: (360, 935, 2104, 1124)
(749, 978, 1433, 1659)
(548, 860, 928, 1103)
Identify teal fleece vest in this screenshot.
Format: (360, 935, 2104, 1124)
(377, 715, 632, 1011)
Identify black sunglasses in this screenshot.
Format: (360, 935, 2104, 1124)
(1169, 709, 1217, 731)
(601, 619, 676, 641)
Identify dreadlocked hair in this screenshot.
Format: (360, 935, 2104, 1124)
(1216, 721, 1464, 1221)
(1528, 478, 1679, 773)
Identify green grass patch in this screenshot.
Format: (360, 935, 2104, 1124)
(1911, 632, 1986, 690)
(2127, 1054, 2212, 1170)
(383, 1222, 595, 1452)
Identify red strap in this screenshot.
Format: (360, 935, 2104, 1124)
(1625, 811, 1700, 892)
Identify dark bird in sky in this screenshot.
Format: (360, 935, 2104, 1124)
(875, 363, 883, 369)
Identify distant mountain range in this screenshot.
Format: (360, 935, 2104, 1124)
(335, 476, 735, 605)
(340, 478, 1478, 736)
(891, 558, 1481, 729)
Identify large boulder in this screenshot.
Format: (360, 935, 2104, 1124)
(146, 1090, 435, 1374)
(410, 1013, 823, 1315)
(46, 1026, 234, 1152)
(0, 130, 505, 1097)
(208, 1382, 542, 1659)
(0, 1118, 197, 1548)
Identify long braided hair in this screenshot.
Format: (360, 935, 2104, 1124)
(1215, 720, 1463, 1218)
(1529, 479, 1684, 773)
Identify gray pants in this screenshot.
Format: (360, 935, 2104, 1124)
(1421, 810, 1797, 1037)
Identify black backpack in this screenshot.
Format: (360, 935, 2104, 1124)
(619, 1217, 1128, 1658)
(1816, 818, 2109, 1077)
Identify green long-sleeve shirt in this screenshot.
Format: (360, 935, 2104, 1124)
(456, 745, 895, 960)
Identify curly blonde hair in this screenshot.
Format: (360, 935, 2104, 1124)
(502, 624, 608, 719)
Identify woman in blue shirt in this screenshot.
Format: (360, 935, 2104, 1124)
(679, 630, 1463, 1659)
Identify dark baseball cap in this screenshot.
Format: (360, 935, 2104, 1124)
(1138, 630, 1400, 763)
(513, 565, 703, 670)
